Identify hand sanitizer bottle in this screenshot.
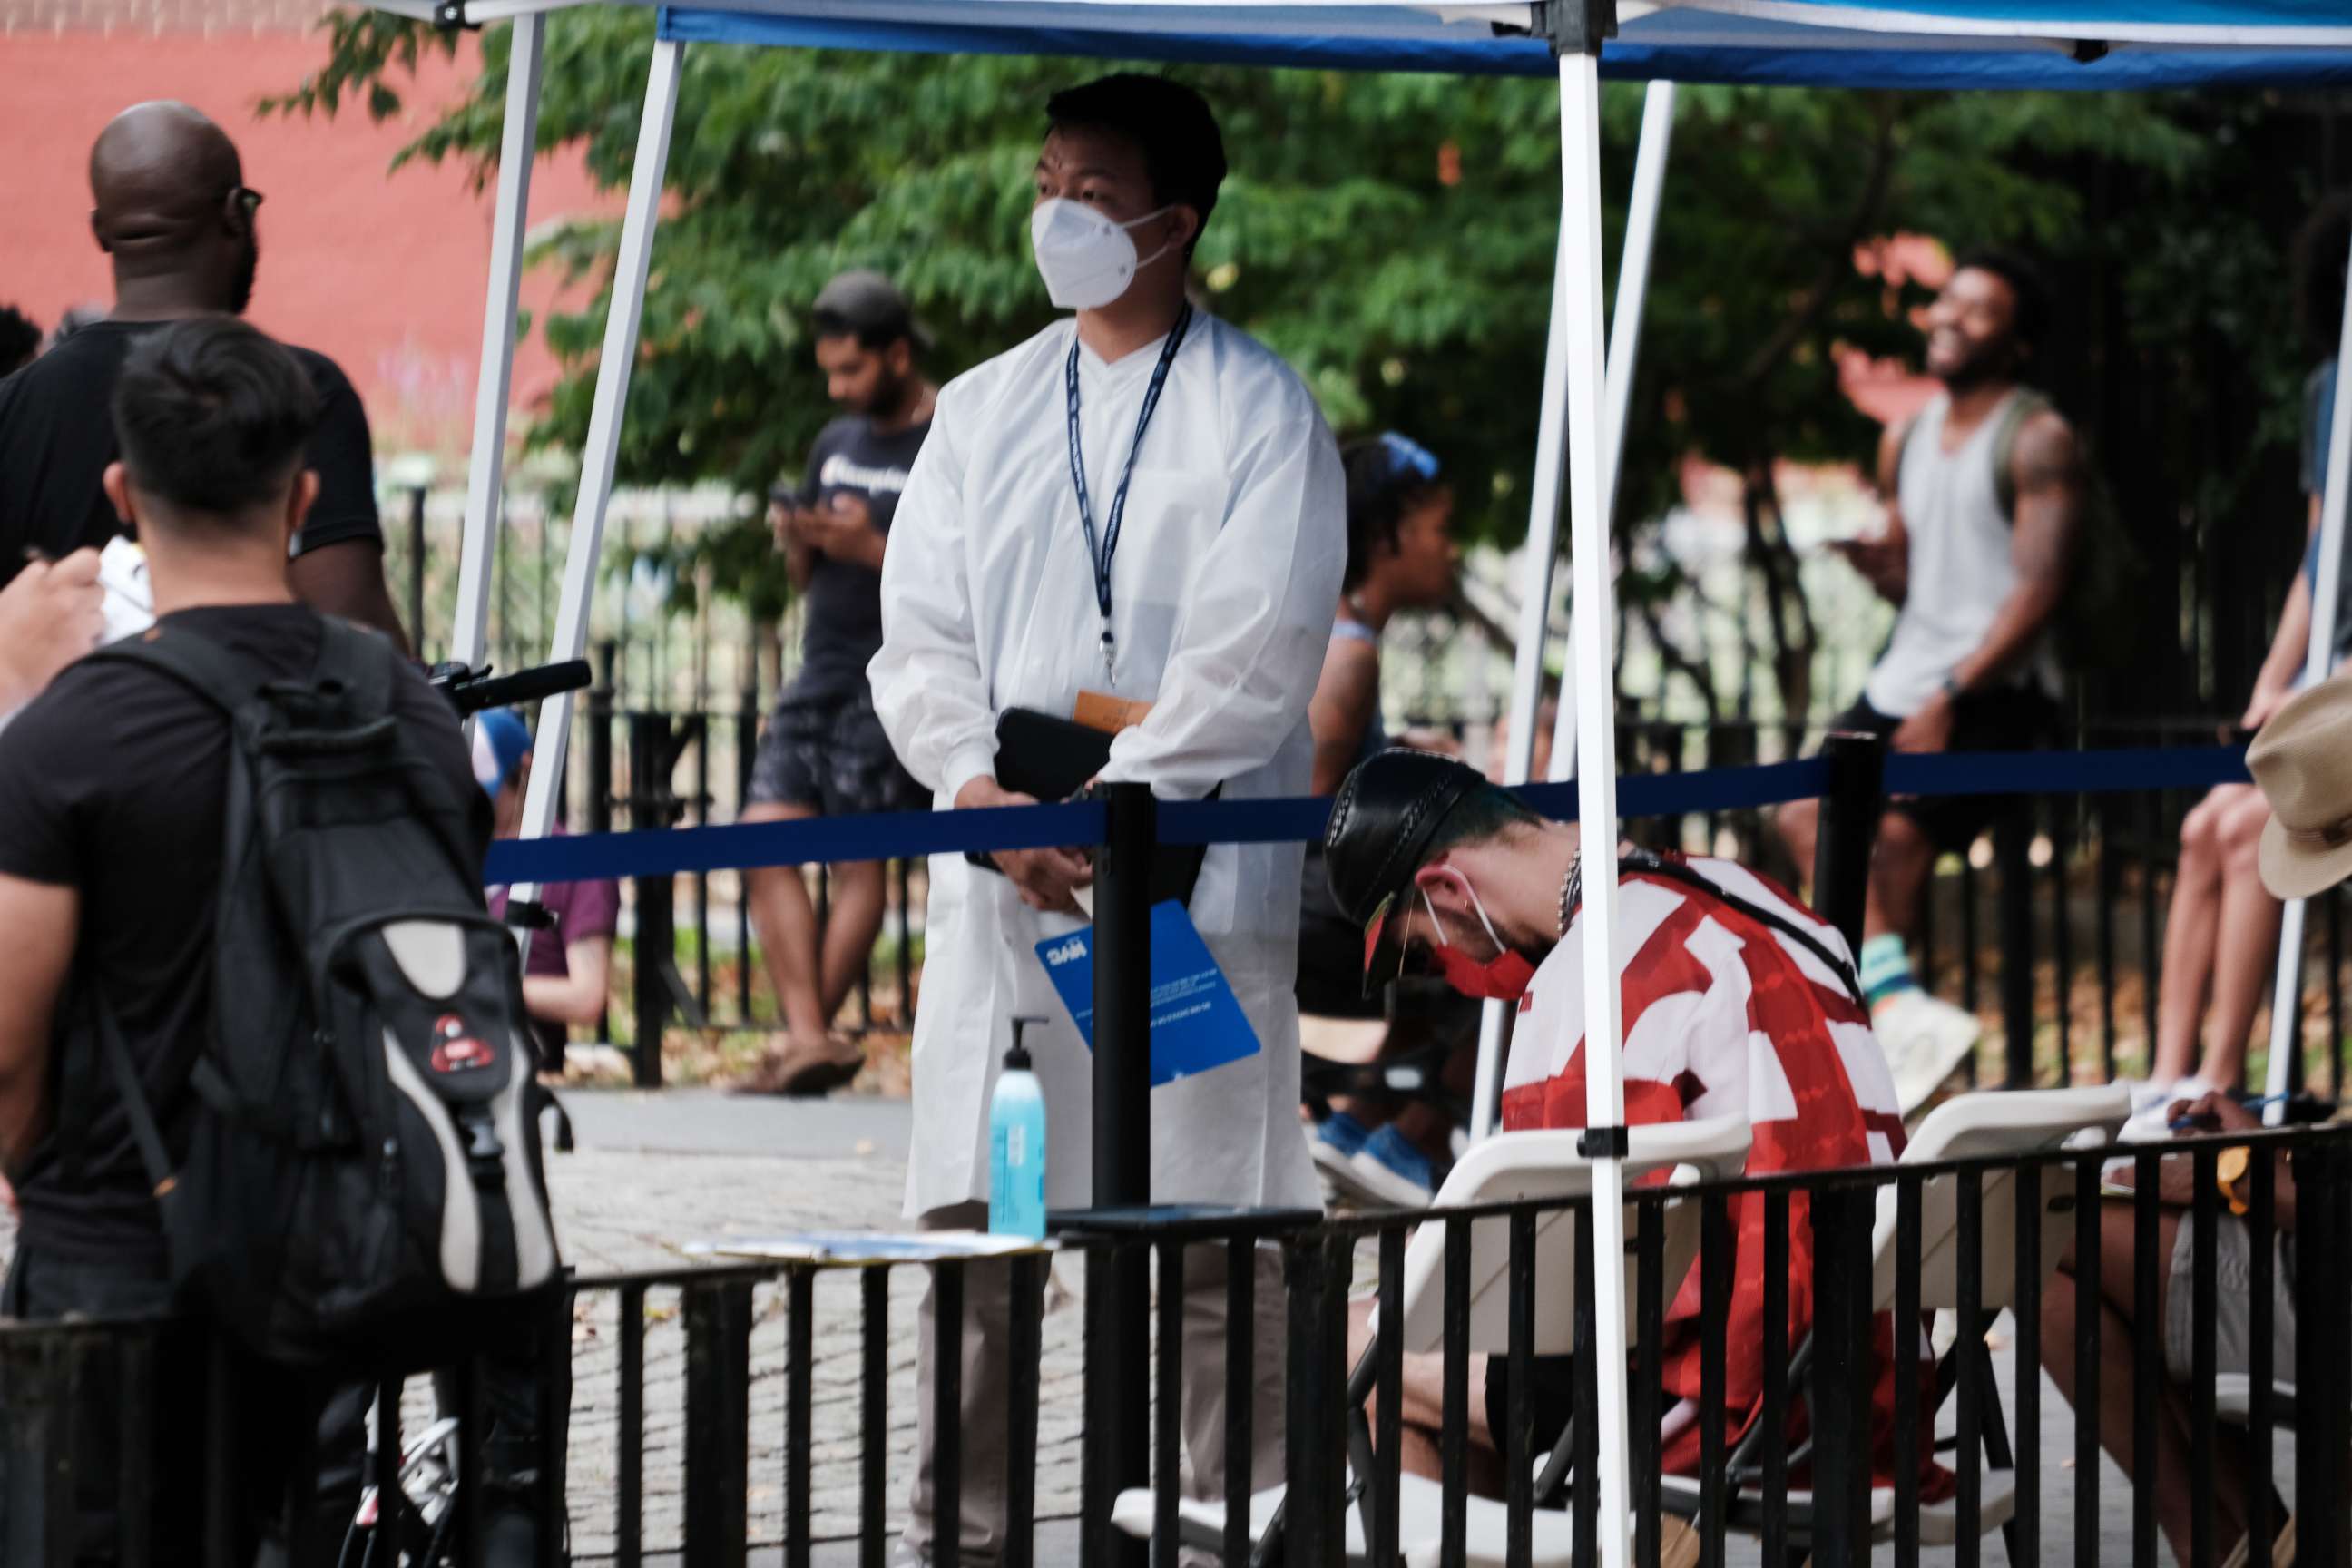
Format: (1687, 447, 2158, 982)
(989, 1016, 1049, 1240)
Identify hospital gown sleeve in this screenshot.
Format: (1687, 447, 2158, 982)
(868, 389, 1000, 804)
(1099, 382, 1346, 798)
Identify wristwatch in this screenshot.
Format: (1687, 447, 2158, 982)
(2216, 1144, 2252, 1218)
(1940, 672, 1966, 701)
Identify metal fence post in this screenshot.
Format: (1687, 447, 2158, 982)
(1811, 731, 1886, 957)
(1808, 1184, 1875, 1568)
(629, 710, 672, 1086)
(1091, 780, 1154, 1568)
(1283, 1234, 1349, 1568)
(1994, 808, 2036, 1086)
(683, 1279, 754, 1564)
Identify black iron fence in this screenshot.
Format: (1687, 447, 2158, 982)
(9, 1121, 2349, 1566)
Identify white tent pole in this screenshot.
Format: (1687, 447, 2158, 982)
(1544, 77, 1677, 789)
(2260, 237, 2352, 1124)
(1559, 47, 1635, 1568)
(511, 36, 683, 902)
(1467, 209, 1576, 1142)
(450, 10, 547, 671)
(1471, 75, 1678, 1140)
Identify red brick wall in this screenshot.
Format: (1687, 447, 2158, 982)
(0, 5, 604, 454)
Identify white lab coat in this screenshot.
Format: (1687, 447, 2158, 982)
(870, 311, 1345, 1218)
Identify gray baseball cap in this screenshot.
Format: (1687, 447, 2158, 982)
(811, 270, 932, 353)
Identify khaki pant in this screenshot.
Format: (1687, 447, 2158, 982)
(905, 1202, 1289, 1566)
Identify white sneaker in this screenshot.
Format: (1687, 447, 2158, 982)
(1873, 989, 1983, 1116)
(2118, 1075, 2212, 1142)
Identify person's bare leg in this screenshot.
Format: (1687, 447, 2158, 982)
(742, 801, 830, 1046)
(2152, 791, 2231, 1083)
(1776, 799, 1820, 901)
(1346, 1299, 1504, 1493)
(2043, 1200, 2240, 1568)
(2199, 789, 2285, 1093)
(818, 858, 889, 1024)
(1866, 809, 1935, 944)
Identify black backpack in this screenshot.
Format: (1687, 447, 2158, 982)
(71, 618, 559, 1369)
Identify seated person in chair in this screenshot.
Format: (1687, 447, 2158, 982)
(1299, 434, 1475, 1207)
(2041, 675, 2341, 1568)
(477, 708, 619, 1066)
(1322, 749, 1937, 1498)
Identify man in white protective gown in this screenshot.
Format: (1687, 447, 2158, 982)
(868, 73, 1346, 1567)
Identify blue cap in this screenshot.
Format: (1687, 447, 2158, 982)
(471, 709, 534, 800)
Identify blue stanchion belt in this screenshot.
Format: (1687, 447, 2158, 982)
(485, 744, 2251, 887)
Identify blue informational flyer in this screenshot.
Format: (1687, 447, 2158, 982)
(1034, 901, 1262, 1086)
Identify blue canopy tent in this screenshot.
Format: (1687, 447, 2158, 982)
(375, 1, 2352, 1556)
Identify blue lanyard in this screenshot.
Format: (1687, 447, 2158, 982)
(1064, 303, 1193, 678)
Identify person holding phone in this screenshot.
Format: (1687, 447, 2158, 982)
(739, 270, 937, 1097)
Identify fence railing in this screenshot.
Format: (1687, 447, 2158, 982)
(10, 1121, 2348, 1566)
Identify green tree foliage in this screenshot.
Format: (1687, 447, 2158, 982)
(270, 12, 2310, 711)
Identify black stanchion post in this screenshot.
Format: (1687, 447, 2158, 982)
(1093, 780, 1154, 1568)
(1994, 808, 2035, 1087)
(1812, 732, 1886, 958)
(629, 711, 671, 1088)
(407, 485, 427, 656)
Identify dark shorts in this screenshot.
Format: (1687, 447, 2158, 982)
(1831, 687, 2063, 856)
(747, 672, 923, 817)
(1484, 1353, 1576, 1461)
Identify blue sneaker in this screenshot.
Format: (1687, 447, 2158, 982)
(1309, 1110, 1373, 1187)
(1348, 1125, 1436, 1209)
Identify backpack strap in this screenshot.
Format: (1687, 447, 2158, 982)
(1990, 390, 2054, 523)
(311, 616, 397, 724)
(83, 622, 268, 716)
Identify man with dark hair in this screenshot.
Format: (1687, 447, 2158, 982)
(0, 318, 480, 1559)
(0, 101, 407, 647)
(873, 74, 1344, 1564)
(0, 304, 39, 376)
(1778, 248, 2085, 1113)
(1320, 749, 1931, 1504)
(740, 270, 936, 1096)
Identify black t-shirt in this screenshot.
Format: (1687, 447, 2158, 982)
(0, 604, 485, 1259)
(791, 413, 930, 698)
(0, 320, 383, 587)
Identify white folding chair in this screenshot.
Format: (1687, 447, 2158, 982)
(1110, 1115, 1753, 1567)
(1659, 1083, 2129, 1558)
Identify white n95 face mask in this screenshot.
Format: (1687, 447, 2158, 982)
(1030, 197, 1176, 311)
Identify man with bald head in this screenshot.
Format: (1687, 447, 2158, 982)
(0, 101, 407, 646)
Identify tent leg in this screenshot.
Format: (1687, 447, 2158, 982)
(1558, 46, 1635, 1568)
(2262, 231, 2352, 1122)
(510, 36, 685, 908)
(448, 10, 546, 671)
(1467, 215, 1574, 1142)
(1470, 76, 1679, 1141)
(1544, 77, 1678, 788)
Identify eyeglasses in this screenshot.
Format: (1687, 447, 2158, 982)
(223, 186, 264, 222)
(1378, 431, 1441, 483)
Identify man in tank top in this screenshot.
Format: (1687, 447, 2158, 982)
(1779, 250, 2084, 1116)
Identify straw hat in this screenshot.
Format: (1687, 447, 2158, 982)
(2250, 673, 2352, 898)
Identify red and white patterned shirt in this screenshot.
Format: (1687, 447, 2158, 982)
(1501, 851, 1937, 1491)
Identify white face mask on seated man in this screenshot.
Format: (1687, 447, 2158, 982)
(1027, 196, 1179, 310)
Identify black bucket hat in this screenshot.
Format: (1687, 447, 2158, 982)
(1323, 748, 1491, 988)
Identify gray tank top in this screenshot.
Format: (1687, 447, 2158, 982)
(1861, 391, 2060, 718)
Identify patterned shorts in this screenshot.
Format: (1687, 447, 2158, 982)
(747, 676, 924, 817)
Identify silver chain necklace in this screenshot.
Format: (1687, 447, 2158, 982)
(1556, 853, 1583, 940)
